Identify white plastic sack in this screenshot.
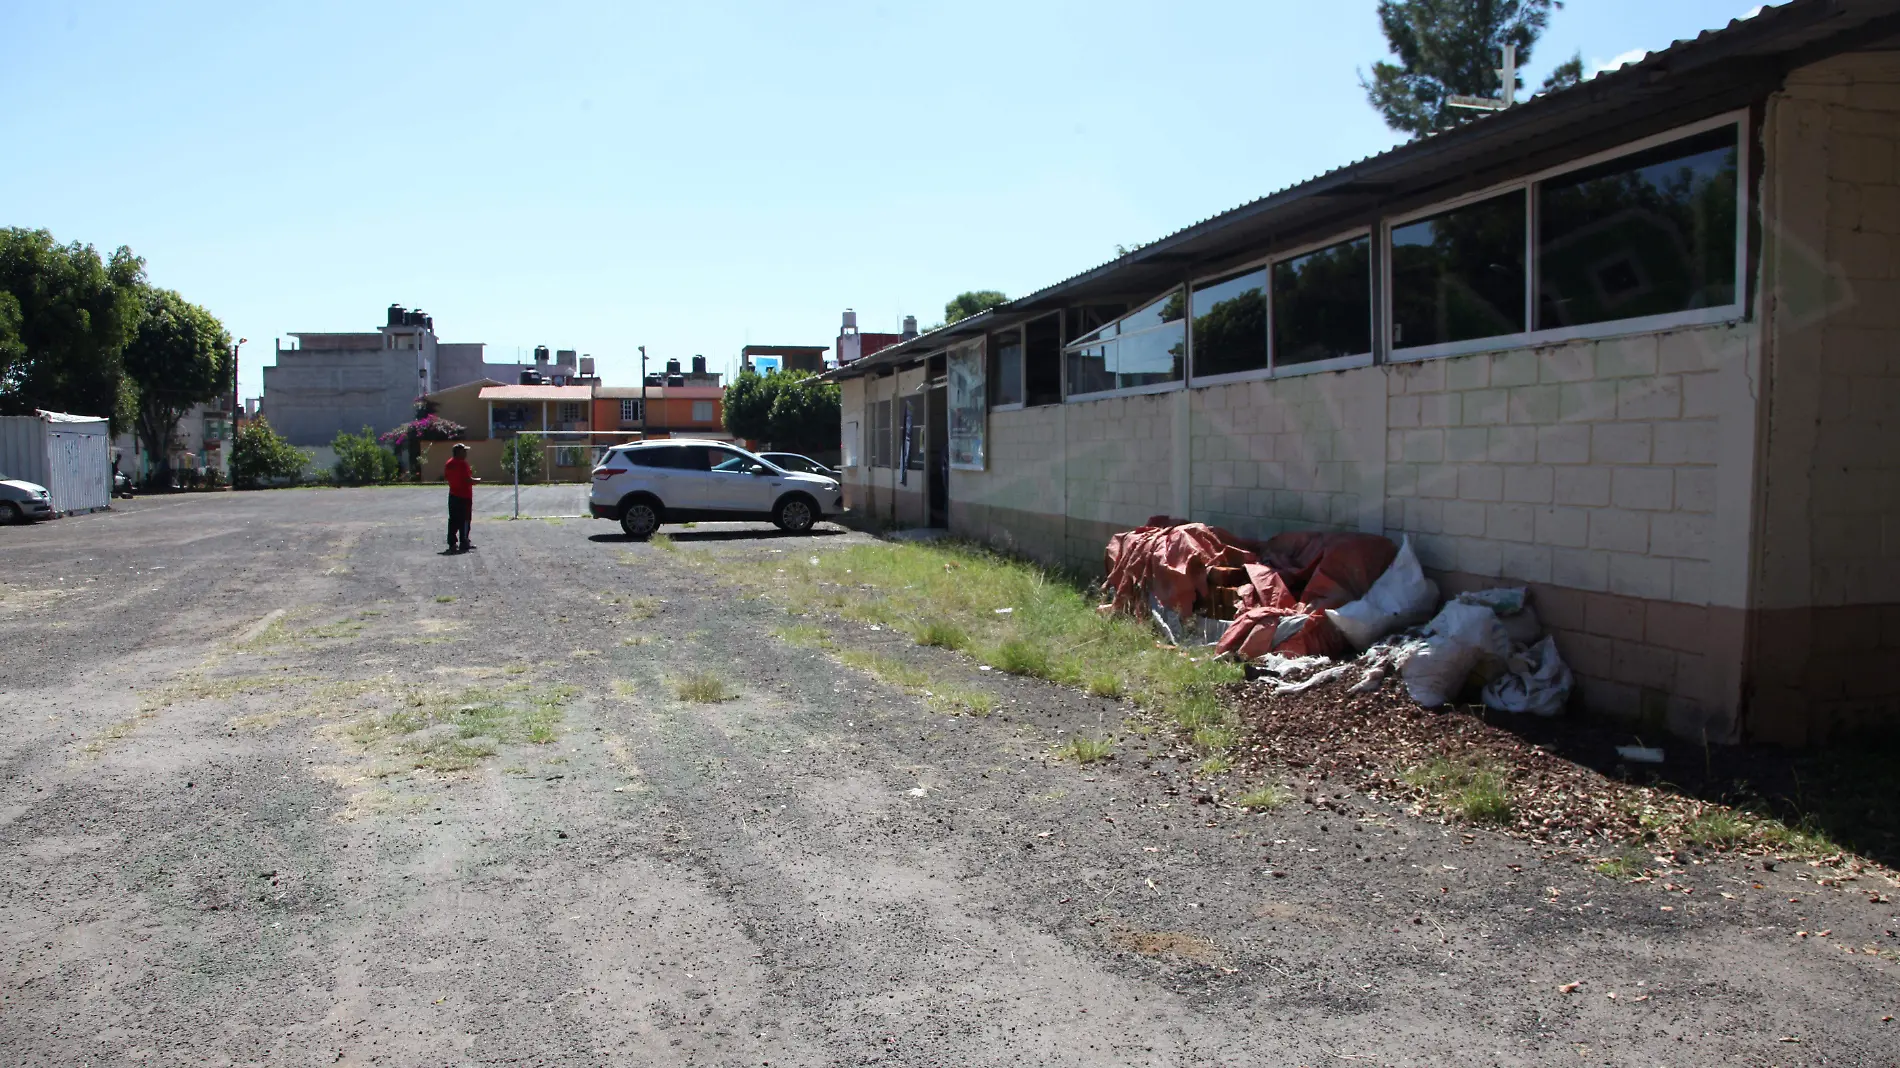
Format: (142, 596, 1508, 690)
(1400, 634, 1482, 708)
(1423, 600, 1511, 662)
(1326, 536, 1440, 652)
(1482, 636, 1573, 716)
(1456, 587, 1527, 616)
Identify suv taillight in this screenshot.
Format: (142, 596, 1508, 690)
(593, 468, 627, 480)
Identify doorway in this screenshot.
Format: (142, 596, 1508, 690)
(927, 384, 949, 528)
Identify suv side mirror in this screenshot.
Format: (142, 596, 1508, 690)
(749, 464, 773, 476)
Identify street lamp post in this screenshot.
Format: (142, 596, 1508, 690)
(230, 337, 246, 483)
(638, 345, 648, 440)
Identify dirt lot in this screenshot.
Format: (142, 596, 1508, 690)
(2, 487, 1896, 1067)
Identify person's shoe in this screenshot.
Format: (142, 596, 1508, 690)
(463, 544, 477, 550)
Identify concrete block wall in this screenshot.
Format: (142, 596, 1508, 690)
(948, 406, 1068, 564)
(1061, 393, 1179, 563)
(1750, 52, 1900, 743)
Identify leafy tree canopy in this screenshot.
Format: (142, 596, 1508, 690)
(332, 426, 402, 486)
(722, 369, 840, 456)
(1363, 0, 1581, 138)
(944, 290, 1007, 324)
(0, 228, 145, 430)
(231, 416, 309, 489)
(123, 287, 232, 482)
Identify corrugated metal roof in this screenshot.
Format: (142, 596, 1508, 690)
(829, 0, 1900, 380)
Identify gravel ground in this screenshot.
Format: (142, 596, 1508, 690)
(1, 486, 1896, 1067)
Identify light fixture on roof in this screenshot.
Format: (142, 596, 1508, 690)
(1448, 43, 1517, 112)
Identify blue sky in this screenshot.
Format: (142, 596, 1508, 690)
(1, 0, 1768, 398)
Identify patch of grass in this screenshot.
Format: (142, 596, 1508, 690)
(1190, 724, 1238, 752)
(1056, 733, 1115, 764)
(1403, 757, 1515, 826)
(838, 649, 931, 691)
(674, 672, 735, 703)
(343, 683, 574, 774)
(686, 538, 1243, 745)
(910, 619, 968, 651)
(650, 533, 676, 552)
(1086, 673, 1126, 699)
(435, 595, 457, 604)
(1593, 847, 1648, 879)
(1683, 808, 1752, 849)
(1235, 785, 1293, 811)
(1197, 754, 1233, 777)
(773, 623, 836, 650)
(927, 686, 997, 716)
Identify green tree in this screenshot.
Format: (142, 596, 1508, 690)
(765, 373, 842, 456)
(1362, 0, 1581, 138)
(332, 427, 402, 486)
(0, 228, 145, 429)
(944, 290, 1007, 324)
(122, 287, 232, 487)
(230, 416, 309, 489)
(721, 369, 775, 443)
(500, 434, 545, 484)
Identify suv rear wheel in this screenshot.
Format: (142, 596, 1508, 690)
(620, 499, 661, 540)
(773, 495, 816, 534)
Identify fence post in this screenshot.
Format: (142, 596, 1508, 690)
(512, 436, 520, 519)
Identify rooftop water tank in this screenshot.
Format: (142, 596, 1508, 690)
(902, 315, 918, 338)
(579, 356, 595, 376)
(387, 304, 406, 327)
(841, 309, 858, 332)
(691, 355, 706, 375)
(666, 358, 682, 374)
(534, 345, 550, 363)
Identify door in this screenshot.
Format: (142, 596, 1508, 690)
(927, 385, 949, 528)
(698, 446, 782, 512)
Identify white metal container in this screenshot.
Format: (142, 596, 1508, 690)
(0, 411, 112, 515)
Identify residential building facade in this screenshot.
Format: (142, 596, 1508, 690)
(828, 2, 1900, 747)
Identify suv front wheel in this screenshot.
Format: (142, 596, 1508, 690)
(773, 495, 816, 534)
(620, 499, 661, 540)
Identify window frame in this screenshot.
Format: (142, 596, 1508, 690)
(1383, 111, 1748, 364)
(619, 398, 642, 423)
(987, 327, 1025, 412)
(690, 399, 715, 423)
(1061, 286, 1188, 403)
(1188, 226, 1378, 388)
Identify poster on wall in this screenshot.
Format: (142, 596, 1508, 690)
(946, 341, 986, 471)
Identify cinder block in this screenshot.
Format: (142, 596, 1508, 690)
(1551, 547, 1611, 592)
(1561, 632, 1617, 679)
(1535, 584, 1587, 630)
(1500, 542, 1553, 583)
(1446, 354, 1490, 391)
(1443, 499, 1488, 536)
(1509, 385, 1562, 424)
(1671, 560, 1711, 605)
(1402, 360, 1448, 394)
(1652, 421, 1719, 465)
(1833, 228, 1894, 280)
(1458, 464, 1504, 501)
(1503, 464, 1555, 503)
(1405, 497, 1445, 533)
(1420, 392, 1459, 427)
(1384, 498, 1406, 530)
(1608, 552, 1674, 600)
(1538, 344, 1596, 383)
(1446, 427, 1489, 462)
(1554, 467, 1612, 507)
(1417, 463, 1459, 499)
(1488, 426, 1538, 463)
(1657, 329, 1727, 373)
(1561, 381, 1619, 422)
(1680, 373, 1721, 419)
(1457, 538, 1505, 578)
(1592, 423, 1652, 464)
(1613, 639, 1679, 690)
(1412, 533, 1458, 571)
(1588, 508, 1650, 553)
(1617, 376, 1683, 420)
(1534, 506, 1590, 548)
(1674, 468, 1717, 514)
(1612, 467, 1674, 511)
(1595, 335, 1660, 378)
(1584, 592, 1648, 640)
(1645, 601, 1711, 653)
(1536, 424, 1591, 465)
(1461, 389, 1509, 425)
(1388, 394, 1421, 428)
(1486, 503, 1535, 542)
(1650, 512, 1713, 560)
(1491, 350, 1540, 387)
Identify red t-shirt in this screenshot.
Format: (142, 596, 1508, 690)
(444, 456, 474, 499)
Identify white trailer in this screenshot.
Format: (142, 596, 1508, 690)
(0, 411, 112, 515)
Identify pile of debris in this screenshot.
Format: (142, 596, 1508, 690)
(1103, 517, 1573, 716)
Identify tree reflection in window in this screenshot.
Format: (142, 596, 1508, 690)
(1537, 126, 1738, 329)
(1064, 288, 1185, 397)
(1191, 269, 1268, 377)
(1391, 191, 1526, 349)
(1272, 237, 1371, 366)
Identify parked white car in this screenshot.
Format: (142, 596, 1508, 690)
(0, 474, 55, 523)
(588, 439, 843, 540)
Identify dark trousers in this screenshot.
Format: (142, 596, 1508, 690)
(447, 495, 472, 550)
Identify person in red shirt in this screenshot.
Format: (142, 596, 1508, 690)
(443, 443, 479, 553)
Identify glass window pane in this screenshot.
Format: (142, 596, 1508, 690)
(1272, 238, 1371, 366)
(1391, 191, 1527, 349)
(1192, 269, 1268, 377)
(1066, 342, 1118, 397)
(1536, 126, 1739, 329)
(1118, 289, 1182, 335)
(1112, 320, 1185, 387)
(989, 331, 1023, 407)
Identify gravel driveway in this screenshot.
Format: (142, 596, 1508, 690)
(2, 487, 1895, 1066)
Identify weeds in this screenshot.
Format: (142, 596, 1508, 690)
(435, 595, 457, 604)
(1684, 808, 1750, 848)
(650, 534, 677, 552)
(674, 672, 734, 703)
(1235, 785, 1293, 811)
(838, 650, 931, 691)
(343, 682, 573, 775)
(1057, 733, 1115, 764)
(927, 687, 997, 716)
(1086, 673, 1126, 699)
(910, 619, 968, 650)
(1403, 757, 1515, 825)
(1197, 754, 1234, 777)
(1594, 847, 1648, 879)
(988, 639, 1051, 678)
(773, 623, 835, 650)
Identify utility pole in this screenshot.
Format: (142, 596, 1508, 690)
(638, 345, 649, 440)
(230, 337, 246, 484)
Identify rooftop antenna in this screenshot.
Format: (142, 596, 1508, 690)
(1448, 43, 1516, 112)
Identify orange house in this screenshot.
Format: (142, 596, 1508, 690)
(592, 385, 730, 441)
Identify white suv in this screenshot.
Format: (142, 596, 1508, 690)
(588, 439, 843, 540)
